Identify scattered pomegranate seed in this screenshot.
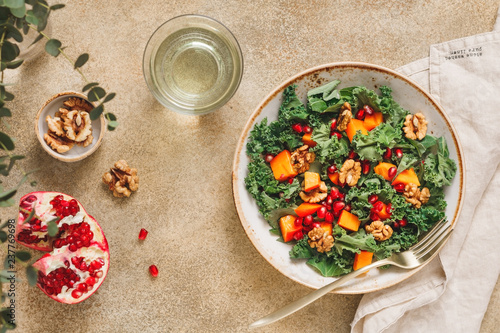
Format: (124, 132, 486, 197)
(368, 194, 378, 204)
(330, 119, 337, 130)
(363, 105, 375, 116)
(383, 147, 392, 159)
(138, 228, 148, 240)
(337, 192, 345, 201)
(264, 154, 274, 163)
(394, 183, 405, 192)
(333, 209, 342, 218)
(294, 217, 303, 227)
(303, 125, 312, 134)
(356, 109, 365, 120)
(279, 174, 285, 181)
(344, 204, 351, 212)
(292, 123, 303, 133)
(330, 187, 340, 200)
(288, 178, 294, 184)
(303, 215, 313, 226)
(293, 230, 303, 241)
(362, 160, 370, 174)
(332, 201, 345, 211)
(327, 164, 337, 174)
(394, 148, 403, 158)
(331, 131, 342, 140)
(386, 203, 393, 214)
(399, 219, 408, 227)
(312, 222, 321, 229)
(388, 167, 397, 179)
(370, 212, 380, 221)
(326, 195, 334, 205)
(326, 204, 332, 211)
(317, 206, 327, 219)
(393, 222, 400, 229)
(348, 151, 357, 159)
(149, 265, 159, 277)
(325, 212, 334, 223)
(372, 201, 384, 213)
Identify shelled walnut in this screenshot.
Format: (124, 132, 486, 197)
(336, 102, 352, 132)
(403, 113, 428, 140)
(307, 227, 334, 253)
(365, 221, 393, 241)
(339, 159, 361, 187)
(299, 181, 328, 203)
(102, 160, 139, 198)
(403, 183, 430, 208)
(291, 145, 315, 174)
(43, 97, 94, 153)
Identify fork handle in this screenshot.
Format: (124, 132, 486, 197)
(249, 258, 391, 329)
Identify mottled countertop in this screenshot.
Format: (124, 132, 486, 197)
(2, 1, 499, 332)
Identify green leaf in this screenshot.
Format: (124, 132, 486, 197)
(25, 10, 39, 25)
(107, 120, 118, 131)
(0, 131, 14, 150)
(106, 112, 117, 121)
(50, 4, 65, 10)
(83, 82, 98, 92)
(5, 59, 23, 69)
(0, 188, 16, 201)
(45, 38, 62, 57)
(88, 86, 106, 102)
(4, 23, 23, 41)
(74, 53, 89, 69)
(89, 104, 104, 120)
(4, 0, 24, 9)
(26, 265, 38, 286)
(9, 5, 26, 18)
(47, 220, 58, 237)
(0, 231, 6, 242)
(0, 108, 11, 117)
(103, 92, 115, 103)
(15, 251, 31, 262)
(1, 41, 19, 61)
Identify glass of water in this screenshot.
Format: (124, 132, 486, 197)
(143, 15, 244, 115)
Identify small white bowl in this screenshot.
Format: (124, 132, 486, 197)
(35, 92, 105, 162)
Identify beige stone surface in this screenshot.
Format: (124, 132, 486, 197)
(0, 0, 499, 332)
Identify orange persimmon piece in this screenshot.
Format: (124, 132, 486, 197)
(302, 133, 317, 147)
(319, 222, 333, 236)
(377, 202, 391, 220)
(363, 112, 384, 131)
(294, 203, 322, 217)
(392, 168, 421, 187)
(279, 215, 301, 242)
(337, 210, 361, 232)
(353, 250, 374, 271)
(328, 172, 341, 185)
(304, 171, 321, 192)
(270, 150, 298, 181)
(373, 162, 397, 181)
(345, 119, 368, 142)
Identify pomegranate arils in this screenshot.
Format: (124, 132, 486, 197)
(383, 147, 392, 159)
(303, 125, 312, 134)
(348, 151, 357, 159)
(317, 206, 327, 219)
(149, 265, 159, 277)
(356, 109, 365, 120)
(264, 154, 274, 163)
(388, 167, 397, 179)
(291, 123, 303, 133)
(293, 230, 303, 241)
(394, 183, 405, 192)
(368, 194, 378, 204)
(393, 222, 400, 229)
(344, 204, 351, 212)
(312, 222, 321, 229)
(370, 212, 380, 221)
(331, 131, 342, 140)
(363, 105, 375, 116)
(372, 201, 384, 213)
(361, 160, 370, 174)
(386, 203, 393, 214)
(330, 187, 340, 200)
(325, 212, 334, 223)
(303, 215, 313, 226)
(327, 164, 337, 174)
(326, 195, 334, 206)
(394, 148, 403, 158)
(399, 219, 408, 227)
(138, 228, 148, 240)
(330, 119, 337, 130)
(294, 217, 303, 227)
(288, 177, 294, 184)
(332, 201, 345, 212)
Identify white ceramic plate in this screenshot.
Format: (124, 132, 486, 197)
(232, 62, 464, 294)
(35, 92, 105, 162)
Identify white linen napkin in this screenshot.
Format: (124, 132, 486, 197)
(351, 8, 500, 333)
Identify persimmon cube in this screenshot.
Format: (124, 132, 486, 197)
(294, 203, 322, 217)
(304, 172, 321, 192)
(337, 210, 361, 232)
(392, 168, 420, 187)
(345, 119, 368, 142)
(373, 162, 397, 181)
(270, 150, 298, 181)
(279, 215, 301, 242)
(302, 133, 317, 147)
(353, 250, 374, 270)
(363, 112, 383, 131)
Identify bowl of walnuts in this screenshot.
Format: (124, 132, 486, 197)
(35, 92, 105, 162)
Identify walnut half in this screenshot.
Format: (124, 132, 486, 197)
(102, 160, 139, 197)
(403, 183, 430, 208)
(308, 227, 334, 253)
(299, 181, 328, 203)
(291, 145, 315, 174)
(365, 221, 393, 241)
(403, 113, 428, 140)
(339, 159, 361, 187)
(336, 102, 352, 132)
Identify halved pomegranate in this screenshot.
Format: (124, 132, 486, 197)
(16, 191, 109, 304)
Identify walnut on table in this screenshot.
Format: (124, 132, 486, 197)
(403, 113, 428, 140)
(308, 227, 334, 253)
(339, 159, 361, 187)
(365, 220, 393, 241)
(102, 160, 139, 198)
(291, 145, 315, 174)
(336, 102, 352, 132)
(403, 183, 430, 208)
(299, 181, 328, 203)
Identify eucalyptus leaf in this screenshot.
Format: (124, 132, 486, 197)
(50, 4, 65, 10)
(89, 104, 103, 120)
(103, 92, 115, 103)
(26, 265, 38, 286)
(83, 82, 98, 92)
(88, 86, 106, 102)
(106, 112, 117, 121)
(0, 132, 14, 150)
(74, 53, 89, 68)
(4, 91, 14, 101)
(107, 120, 118, 130)
(45, 38, 62, 57)
(25, 10, 39, 25)
(9, 5, 26, 18)
(6, 59, 23, 69)
(0, 198, 14, 207)
(15, 251, 31, 262)
(0, 108, 10, 118)
(1, 41, 19, 62)
(47, 220, 58, 237)
(4, 0, 24, 9)
(0, 188, 16, 201)
(0, 231, 6, 243)
(4, 23, 23, 41)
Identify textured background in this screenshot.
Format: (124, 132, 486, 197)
(1, 0, 499, 332)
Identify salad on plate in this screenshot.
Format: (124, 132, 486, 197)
(244, 80, 457, 277)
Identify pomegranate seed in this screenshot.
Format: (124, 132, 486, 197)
(303, 125, 312, 134)
(388, 167, 397, 179)
(337, 192, 345, 201)
(86, 277, 95, 286)
(303, 215, 313, 226)
(77, 283, 87, 292)
(327, 165, 337, 174)
(333, 201, 345, 211)
(372, 201, 384, 213)
(312, 222, 321, 229)
(149, 265, 159, 277)
(330, 187, 340, 199)
(394, 148, 403, 158)
(386, 203, 393, 214)
(288, 178, 294, 184)
(344, 204, 351, 212)
(291, 123, 303, 133)
(399, 219, 408, 227)
(394, 183, 405, 192)
(303, 224, 313, 233)
(317, 206, 327, 219)
(383, 147, 392, 159)
(325, 212, 334, 223)
(71, 290, 82, 299)
(326, 195, 334, 206)
(356, 109, 365, 119)
(333, 209, 342, 218)
(362, 161, 370, 174)
(69, 244, 77, 252)
(295, 217, 303, 226)
(95, 271, 103, 278)
(138, 228, 148, 240)
(370, 212, 380, 221)
(326, 204, 332, 211)
(264, 154, 274, 163)
(348, 151, 357, 159)
(331, 131, 342, 140)
(368, 194, 378, 204)
(330, 119, 337, 130)
(363, 105, 375, 116)
(293, 230, 303, 241)
(393, 222, 400, 229)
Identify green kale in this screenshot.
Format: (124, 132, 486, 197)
(378, 85, 410, 128)
(352, 86, 381, 112)
(351, 123, 400, 162)
(307, 251, 354, 277)
(290, 236, 314, 258)
(311, 123, 349, 165)
(423, 137, 457, 187)
(278, 85, 309, 124)
(332, 226, 378, 255)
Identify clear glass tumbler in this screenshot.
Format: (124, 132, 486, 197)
(143, 15, 243, 115)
